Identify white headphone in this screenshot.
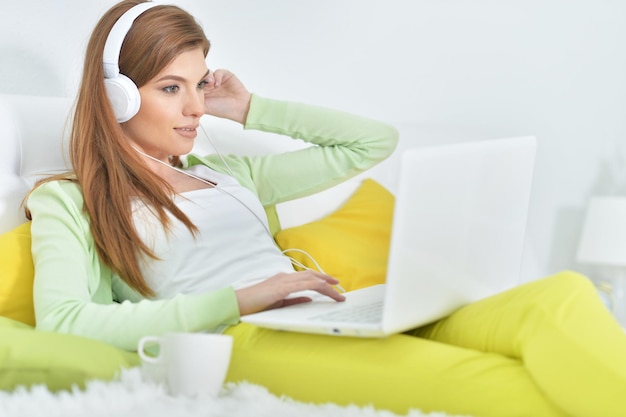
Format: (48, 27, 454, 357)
(103, 2, 158, 123)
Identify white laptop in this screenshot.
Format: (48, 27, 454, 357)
(241, 136, 537, 337)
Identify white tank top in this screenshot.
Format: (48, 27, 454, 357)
(132, 165, 295, 298)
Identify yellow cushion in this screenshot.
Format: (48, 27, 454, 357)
(0, 226, 140, 391)
(275, 178, 394, 292)
(0, 222, 35, 326)
(0, 316, 140, 391)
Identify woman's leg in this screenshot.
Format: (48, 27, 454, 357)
(224, 323, 566, 417)
(411, 271, 626, 417)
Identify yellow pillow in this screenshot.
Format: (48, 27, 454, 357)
(0, 316, 140, 391)
(0, 222, 35, 326)
(275, 179, 394, 292)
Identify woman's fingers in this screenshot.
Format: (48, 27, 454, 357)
(210, 69, 231, 88)
(278, 296, 313, 308)
(280, 271, 345, 302)
(235, 271, 345, 316)
(202, 69, 251, 123)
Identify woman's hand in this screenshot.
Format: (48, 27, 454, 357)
(235, 271, 346, 316)
(203, 69, 252, 124)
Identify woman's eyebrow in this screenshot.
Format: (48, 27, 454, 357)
(154, 69, 210, 84)
(154, 75, 185, 83)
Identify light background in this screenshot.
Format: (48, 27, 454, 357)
(3, 0, 626, 282)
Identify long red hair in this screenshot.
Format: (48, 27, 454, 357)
(27, 0, 210, 296)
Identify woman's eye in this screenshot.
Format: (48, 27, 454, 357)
(197, 80, 209, 89)
(163, 85, 179, 94)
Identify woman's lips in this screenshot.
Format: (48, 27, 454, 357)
(175, 126, 198, 138)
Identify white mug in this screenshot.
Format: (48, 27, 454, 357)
(138, 332, 233, 397)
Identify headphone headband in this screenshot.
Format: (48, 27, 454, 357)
(103, 2, 158, 79)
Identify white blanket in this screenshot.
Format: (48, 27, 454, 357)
(0, 368, 469, 417)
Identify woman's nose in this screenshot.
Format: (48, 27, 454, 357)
(185, 90, 204, 117)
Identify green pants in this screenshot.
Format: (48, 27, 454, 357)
(225, 271, 626, 417)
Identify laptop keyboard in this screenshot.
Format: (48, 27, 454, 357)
(308, 301, 383, 324)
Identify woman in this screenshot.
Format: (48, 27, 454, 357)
(27, 1, 626, 416)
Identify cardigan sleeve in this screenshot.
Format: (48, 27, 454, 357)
(28, 181, 240, 351)
(187, 94, 399, 207)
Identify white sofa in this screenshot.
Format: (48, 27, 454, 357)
(1, 95, 72, 234)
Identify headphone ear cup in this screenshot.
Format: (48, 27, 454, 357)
(104, 73, 141, 123)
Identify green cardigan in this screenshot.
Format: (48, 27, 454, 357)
(27, 95, 398, 351)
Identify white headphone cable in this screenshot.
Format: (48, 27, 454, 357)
(131, 125, 346, 293)
(131, 144, 274, 238)
(198, 124, 346, 293)
(199, 123, 237, 179)
(281, 248, 346, 293)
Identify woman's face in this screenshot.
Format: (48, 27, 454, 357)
(122, 47, 210, 162)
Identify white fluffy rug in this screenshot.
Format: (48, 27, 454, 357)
(0, 367, 468, 417)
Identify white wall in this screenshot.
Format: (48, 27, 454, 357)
(3, 0, 626, 283)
